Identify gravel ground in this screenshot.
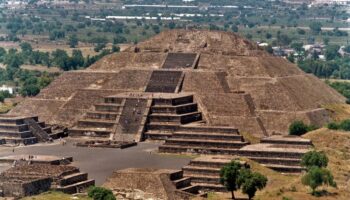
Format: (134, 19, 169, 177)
(0, 140, 191, 185)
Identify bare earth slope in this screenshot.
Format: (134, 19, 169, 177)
(9, 30, 345, 136)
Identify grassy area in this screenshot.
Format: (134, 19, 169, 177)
(21, 191, 91, 200)
(0, 103, 14, 114)
(323, 104, 350, 122)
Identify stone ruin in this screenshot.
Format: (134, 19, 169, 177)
(0, 163, 95, 198)
(4, 30, 345, 194)
(0, 115, 66, 146)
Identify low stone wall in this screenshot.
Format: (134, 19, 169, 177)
(0, 177, 52, 198)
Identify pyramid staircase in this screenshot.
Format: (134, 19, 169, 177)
(0, 115, 57, 145)
(144, 94, 202, 140)
(69, 96, 150, 143)
(69, 97, 123, 139)
(172, 156, 248, 192)
(169, 170, 200, 194)
(53, 168, 95, 194)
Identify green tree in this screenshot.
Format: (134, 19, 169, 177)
(344, 45, 350, 53)
(88, 186, 116, 200)
(20, 84, 40, 96)
(301, 151, 328, 169)
(325, 45, 340, 60)
(309, 22, 322, 34)
(68, 34, 78, 48)
(237, 169, 268, 200)
(302, 167, 336, 195)
(219, 161, 242, 199)
(289, 121, 309, 136)
(20, 42, 32, 53)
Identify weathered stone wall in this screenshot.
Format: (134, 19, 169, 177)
(0, 178, 52, 198)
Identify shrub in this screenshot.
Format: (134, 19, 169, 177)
(327, 119, 350, 131)
(338, 119, 350, 131)
(301, 151, 328, 169)
(88, 186, 115, 200)
(289, 121, 309, 136)
(302, 167, 336, 195)
(327, 122, 339, 130)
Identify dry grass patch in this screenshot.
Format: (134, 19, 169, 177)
(323, 104, 350, 122)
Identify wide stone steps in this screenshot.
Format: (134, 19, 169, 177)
(85, 111, 119, 120)
(177, 126, 239, 134)
(0, 124, 29, 132)
(147, 122, 179, 132)
(164, 138, 248, 149)
(183, 173, 220, 184)
(247, 156, 302, 166)
(59, 172, 88, 186)
(172, 177, 192, 189)
(144, 131, 172, 140)
(149, 112, 202, 124)
(182, 165, 220, 176)
(0, 130, 33, 138)
(69, 128, 112, 137)
(237, 150, 305, 159)
(1, 137, 38, 145)
(151, 103, 198, 114)
(56, 179, 95, 194)
(180, 185, 200, 194)
(94, 103, 123, 112)
(192, 183, 225, 192)
(153, 95, 194, 106)
(77, 119, 116, 128)
(172, 131, 243, 141)
(262, 164, 305, 173)
(159, 145, 240, 155)
(260, 138, 312, 146)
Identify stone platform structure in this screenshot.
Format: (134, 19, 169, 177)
(179, 156, 248, 192)
(0, 115, 64, 145)
(0, 163, 95, 197)
(103, 168, 198, 200)
(238, 135, 312, 173)
(0, 155, 73, 165)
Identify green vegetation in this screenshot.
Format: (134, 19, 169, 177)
(288, 121, 316, 136)
(300, 151, 336, 196)
(0, 90, 12, 102)
(327, 119, 350, 131)
(302, 166, 337, 196)
(88, 186, 115, 200)
(301, 151, 328, 169)
(220, 161, 267, 200)
(326, 81, 350, 103)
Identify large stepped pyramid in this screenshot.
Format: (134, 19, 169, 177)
(0, 115, 63, 145)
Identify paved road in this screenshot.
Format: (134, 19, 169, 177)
(0, 140, 191, 185)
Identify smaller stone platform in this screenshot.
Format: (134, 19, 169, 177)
(103, 168, 197, 200)
(75, 140, 136, 149)
(181, 156, 248, 192)
(0, 155, 73, 165)
(0, 163, 95, 198)
(0, 115, 65, 146)
(238, 135, 313, 173)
